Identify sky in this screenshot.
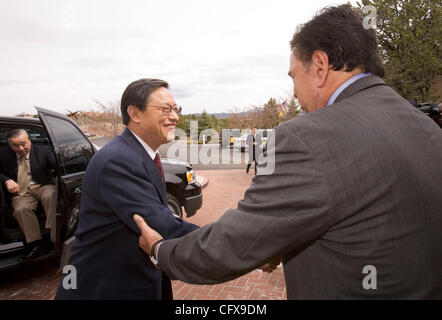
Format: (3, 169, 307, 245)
(0, 0, 358, 117)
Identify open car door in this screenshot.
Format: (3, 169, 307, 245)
(36, 106, 95, 268)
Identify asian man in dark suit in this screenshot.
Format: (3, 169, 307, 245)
(134, 5, 442, 299)
(55, 78, 198, 300)
(0, 129, 56, 260)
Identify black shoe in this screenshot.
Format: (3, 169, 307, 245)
(20, 241, 46, 261)
(246, 167, 249, 174)
(41, 233, 54, 249)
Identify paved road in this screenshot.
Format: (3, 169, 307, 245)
(160, 142, 249, 170)
(92, 137, 253, 170)
(0, 170, 285, 300)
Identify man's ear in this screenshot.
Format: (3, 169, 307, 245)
(310, 50, 330, 88)
(127, 105, 140, 124)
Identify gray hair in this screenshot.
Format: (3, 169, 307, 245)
(6, 128, 29, 140)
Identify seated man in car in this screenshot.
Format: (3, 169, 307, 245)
(0, 129, 56, 260)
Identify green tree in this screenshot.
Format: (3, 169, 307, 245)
(197, 110, 211, 135)
(176, 114, 192, 135)
(283, 97, 302, 120)
(261, 98, 279, 129)
(260, 97, 301, 128)
(216, 117, 232, 131)
(358, 0, 442, 102)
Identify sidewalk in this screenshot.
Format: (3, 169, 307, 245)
(195, 174, 209, 189)
(175, 169, 286, 300)
(0, 169, 286, 300)
(172, 266, 286, 300)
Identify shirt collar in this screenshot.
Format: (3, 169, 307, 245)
(326, 72, 373, 106)
(16, 150, 30, 160)
(128, 129, 158, 160)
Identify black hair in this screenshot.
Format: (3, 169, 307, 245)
(120, 78, 169, 125)
(290, 4, 385, 77)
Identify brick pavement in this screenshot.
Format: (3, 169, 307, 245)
(171, 169, 286, 300)
(0, 169, 286, 300)
(0, 257, 61, 300)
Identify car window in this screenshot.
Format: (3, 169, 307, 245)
(43, 116, 94, 175)
(0, 126, 49, 146)
(231, 129, 241, 137)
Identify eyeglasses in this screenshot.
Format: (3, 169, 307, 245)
(10, 141, 28, 148)
(146, 105, 182, 116)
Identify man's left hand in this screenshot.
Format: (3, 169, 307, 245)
(259, 257, 281, 273)
(133, 214, 163, 256)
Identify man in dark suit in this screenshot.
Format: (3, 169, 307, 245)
(245, 128, 262, 175)
(0, 129, 56, 260)
(133, 5, 442, 299)
(55, 78, 198, 300)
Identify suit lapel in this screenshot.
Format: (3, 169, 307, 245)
(29, 145, 37, 177)
(120, 129, 167, 205)
(9, 148, 18, 179)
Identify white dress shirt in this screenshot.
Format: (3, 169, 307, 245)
(128, 129, 159, 161)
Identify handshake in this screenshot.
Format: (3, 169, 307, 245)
(133, 214, 281, 274)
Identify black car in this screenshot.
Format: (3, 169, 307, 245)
(0, 107, 202, 271)
(162, 158, 202, 219)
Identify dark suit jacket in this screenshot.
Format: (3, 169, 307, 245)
(246, 133, 262, 163)
(156, 75, 442, 299)
(0, 144, 55, 186)
(55, 129, 198, 300)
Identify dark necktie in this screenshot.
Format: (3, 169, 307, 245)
(154, 153, 164, 181)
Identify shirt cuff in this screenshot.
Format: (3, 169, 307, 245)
(156, 241, 163, 263)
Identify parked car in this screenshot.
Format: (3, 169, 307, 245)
(0, 107, 202, 271)
(233, 129, 274, 153)
(260, 129, 274, 152)
(233, 134, 248, 152)
(162, 157, 202, 219)
(219, 129, 241, 148)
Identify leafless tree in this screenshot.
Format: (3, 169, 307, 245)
(93, 99, 124, 138)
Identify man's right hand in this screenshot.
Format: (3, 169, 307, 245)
(133, 214, 164, 257)
(5, 179, 19, 193)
